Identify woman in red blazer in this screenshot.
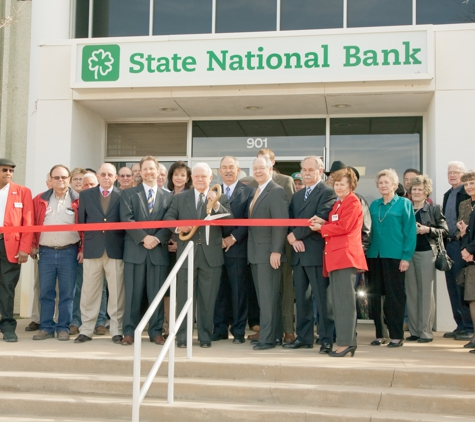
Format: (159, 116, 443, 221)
(309, 167, 368, 357)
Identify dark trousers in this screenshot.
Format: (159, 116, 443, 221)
(213, 256, 248, 337)
(251, 262, 282, 345)
(0, 239, 21, 333)
(367, 257, 406, 340)
(445, 241, 473, 332)
(293, 264, 334, 345)
(177, 245, 222, 343)
(123, 257, 168, 338)
(246, 264, 260, 328)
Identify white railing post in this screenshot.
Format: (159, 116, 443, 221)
(187, 246, 194, 359)
(167, 273, 176, 403)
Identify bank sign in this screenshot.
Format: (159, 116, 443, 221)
(73, 29, 432, 88)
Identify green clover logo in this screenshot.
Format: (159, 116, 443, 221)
(82, 45, 120, 82)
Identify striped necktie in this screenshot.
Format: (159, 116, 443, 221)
(225, 186, 231, 200)
(304, 187, 312, 201)
(147, 188, 154, 214)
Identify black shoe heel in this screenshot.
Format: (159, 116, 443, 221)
(328, 346, 356, 357)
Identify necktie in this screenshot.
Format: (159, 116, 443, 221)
(102, 190, 109, 197)
(147, 189, 154, 214)
(197, 193, 205, 217)
(304, 187, 312, 201)
(225, 186, 231, 200)
(249, 188, 260, 217)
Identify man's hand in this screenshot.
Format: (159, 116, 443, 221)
(287, 232, 297, 245)
(30, 247, 38, 259)
(77, 251, 84, 264)
(292, 240, 305, 253)
(15, 251, 29, 264)
(168, 239, 177, 253)
(177, 226, 193, 234)
(270, 252, 281, 269)
(399, 260, 409, 272)
(222, 235, 236, 252)
(143, 235, 159, 250)
(462, 248, 474, 262)
(457, 220, 468, 237)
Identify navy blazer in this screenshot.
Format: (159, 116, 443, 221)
(289, 182, 337, 267)
(222, 181, 255, 259)
(78, 186, 124, 260)
(120, 184, 172, 266)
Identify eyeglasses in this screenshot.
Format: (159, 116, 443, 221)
(448, 171, 461, 176)
(1, 168, 14, 173)
(72, 177, 83, 182)
(100, 173, 115, 178)
(52, 176, 69, 181)
(119, 174, 132, 178)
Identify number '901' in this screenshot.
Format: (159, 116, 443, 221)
(246, 138, 268, 149)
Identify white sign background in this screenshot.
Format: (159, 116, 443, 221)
(73, 28, 432, 88)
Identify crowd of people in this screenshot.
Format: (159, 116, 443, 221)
(0, 152, 474, 357)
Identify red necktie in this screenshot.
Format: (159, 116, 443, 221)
(102, 190, 109, 197)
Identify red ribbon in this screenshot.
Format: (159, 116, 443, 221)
(0, 219, 311, 234)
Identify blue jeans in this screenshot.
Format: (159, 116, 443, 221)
(70, 264, 108, 328)
(38, 245, 79, 334)
(445, 241, 473, 333)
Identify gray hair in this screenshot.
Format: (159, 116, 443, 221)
(253, 156, 273, 169)
(192, 162, 212, 176)
(220, 156, 240, 168)
(158, 163, 168, 173)
(448, 161, 467, 173)
(82, 172, 98, 184)
(375, 168, 399, 189)
(408, 174, 432, 197)
(301, 156, 324, 170)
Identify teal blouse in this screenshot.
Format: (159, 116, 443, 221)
(366, 195, 416, 262)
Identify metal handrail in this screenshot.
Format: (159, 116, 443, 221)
(132, 241, 194, 422)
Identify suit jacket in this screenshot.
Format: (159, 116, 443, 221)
(248, 180, 288, 264)
(443, 186, 470, 220)
(120, 184, 172, 265)
(78, 186, 124, 260)
(289, 181, 336, 267)
(1, 182, 34, 263)
(164, 188, 233, 268)
(222, 181, 255, 259)
(250, 172, 295, 204)
(461, 206, 475, 255)
(320, 192, 368, 276)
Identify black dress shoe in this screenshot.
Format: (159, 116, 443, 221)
(443, 330, 464, 338)
(319, 342, 332, 354)
(455, 332, 474, 341)
(469, 349, 475, 354)
(463, 341, 475, 349)
(211, 332, 228, 341)
(233, 335, 245, 344)
(250, 339, 258, 345)
(275, 338, 283, 346)
(406, 335, 420, 341)
(417, 338, 433, 343)
(177, 341, 187, 348)
(112, 335, 123, 344)
(200, 342, 211, 348)
(370, 339, 387, 346)
(387, 340, 404, 348)
(282, 339, 313, 349)
(253, 343, 275, 351)
(74, 334, 92, 343)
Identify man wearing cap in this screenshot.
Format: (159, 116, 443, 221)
(291, 172, 305, 192)
(0, 158, 34, 342)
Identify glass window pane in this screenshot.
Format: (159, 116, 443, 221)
(216, 0, 277, 33)
(153, 0, 212, 35)
(93, 0, 150, 38)
(107, 123, 187, 157)
(281, 0, 343, 30)
(417, 0, 475, 25)
(348, 0, 412, 28)
(75, 0, 90, 38)
(330, 117, 422, 203)
(192, 119, 325, 157)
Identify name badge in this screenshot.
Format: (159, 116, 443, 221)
(14, 202, 23, 208)
(45, 207, 52, 214)
(65, 208, 75, 215)
(332, 214, 339, 222)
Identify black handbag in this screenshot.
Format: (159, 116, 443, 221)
(435, 232, 453, 271)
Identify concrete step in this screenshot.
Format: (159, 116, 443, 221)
(0, 392, 474, 422)
(1, 371, 475, 417)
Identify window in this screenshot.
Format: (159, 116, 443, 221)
(107, 123, 187, 157)
(93, 0, 150, 38)
(347, 0, 412, 28)
(75, 0, 89, 38)
(216, 0, 277, 33)
(281, 0, 343, 30)
(330, 117, 422, 203)
(153, 0, 212, 35)
(417, 0, 475, 25)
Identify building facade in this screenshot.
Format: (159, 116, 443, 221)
(3, 0, 475, 330)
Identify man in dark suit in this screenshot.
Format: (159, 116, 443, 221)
(249, 148, 296, 343)
(164, 162, 232, 348)
(285, 156, 337, 353)
(75, 163, 125, 344)
(248, 156, 289, 350)
(119, 156, 172, 345)
(212, 156, 255, 344)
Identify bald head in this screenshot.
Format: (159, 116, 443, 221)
(97, 163, 117, 190)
